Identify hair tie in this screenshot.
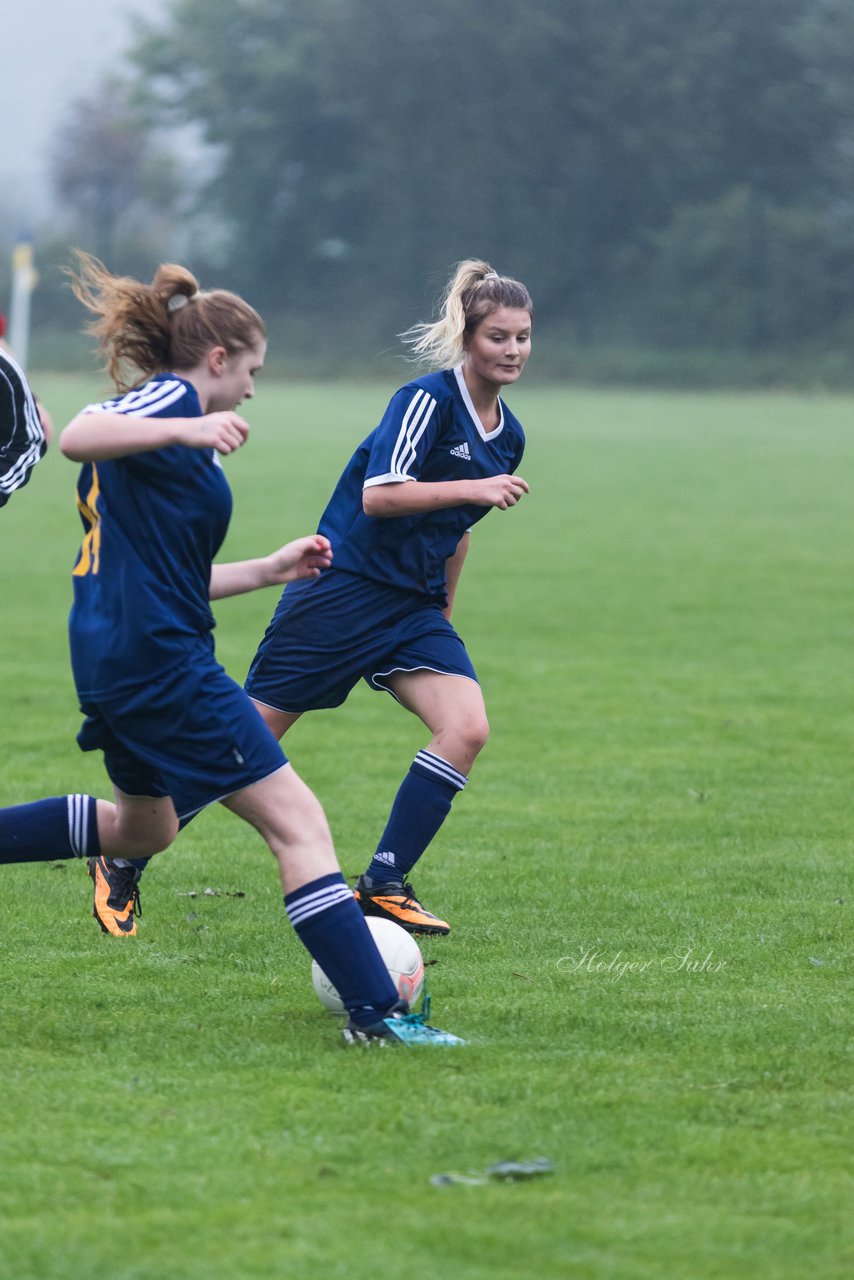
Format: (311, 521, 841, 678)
(167, 293, 190, 313)
(482, 272, 500, 282)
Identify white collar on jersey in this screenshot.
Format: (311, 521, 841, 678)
(453, 364, 505, 441)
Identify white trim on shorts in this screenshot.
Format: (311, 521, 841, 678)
(369, 662, 480, 704)
(175, 761, 292, 821)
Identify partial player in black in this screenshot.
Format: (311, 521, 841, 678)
(0, 252, 427, 1041)
(0, 335, 47, 508)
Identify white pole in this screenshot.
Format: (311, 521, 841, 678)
(9, 240, 36, 372)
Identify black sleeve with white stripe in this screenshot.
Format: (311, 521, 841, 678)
(0, 352, 46, 508)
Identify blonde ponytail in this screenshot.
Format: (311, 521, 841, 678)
(401, 259, 533, 368)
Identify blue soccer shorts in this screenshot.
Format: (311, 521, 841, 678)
(244, 570, 478, 713)
(77, 655, 287, 819)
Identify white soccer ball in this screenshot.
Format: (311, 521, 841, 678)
(311, 916, 425, 1016)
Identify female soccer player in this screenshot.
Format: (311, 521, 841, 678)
(245, 260, 532, 936)
(93, 257, 532, 941)
(0, 252, 451, 1044)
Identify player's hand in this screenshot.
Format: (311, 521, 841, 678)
(177, 411, 250, 454)
(470, 474, 529, 509)
(263, 534, 333, 585)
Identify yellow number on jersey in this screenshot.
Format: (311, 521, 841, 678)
(73, 465, 102, 577)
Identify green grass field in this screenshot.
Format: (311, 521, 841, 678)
(1, 374, 852, 1279)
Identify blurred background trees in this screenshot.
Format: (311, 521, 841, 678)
(11, 0, 854, 382)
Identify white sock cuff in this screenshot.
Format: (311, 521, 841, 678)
(413, 750, 468, 791)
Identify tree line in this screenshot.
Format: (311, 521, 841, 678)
(18, 0, 854, 378)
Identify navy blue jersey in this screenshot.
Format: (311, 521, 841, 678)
(317, 365, 525, 602)
(0, 349, 46, 507)
(69, 375, 232, 699)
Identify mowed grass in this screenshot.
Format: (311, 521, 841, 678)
(1, 372, 852, 1279)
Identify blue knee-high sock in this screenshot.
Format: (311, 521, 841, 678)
(0, 795, 101, 865)
(364, 750, 467, 886)
(284, 872, 399, 1027)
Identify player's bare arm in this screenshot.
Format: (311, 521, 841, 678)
(60, 410, 250, 461)
(362, 473, 529, 517)
(209, 535, 333, 600)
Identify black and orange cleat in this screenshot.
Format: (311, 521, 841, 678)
(87, 856, 142, 937)
(354, 876, 450, 936)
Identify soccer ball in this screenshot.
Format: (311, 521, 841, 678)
(311, 917, 425, 1015)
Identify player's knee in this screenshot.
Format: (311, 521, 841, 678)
(118, 813, 178, 857)
(266, 774, 333, 850)
(292, 789, 333, 847)
(147, 826, 178, 856)
(456, 712, 490, 759)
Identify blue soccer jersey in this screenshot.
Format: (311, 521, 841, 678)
(317, 365, 525, 601)
(69, 375, 233, 699)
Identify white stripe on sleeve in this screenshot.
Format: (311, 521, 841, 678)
(82, 379, 189, 419)
(388, 389, 437, 478)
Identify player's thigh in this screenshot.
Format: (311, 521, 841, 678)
(386, 669, 488, 739)
(223, 763, 332, 851)
(251, 700, 303, 740)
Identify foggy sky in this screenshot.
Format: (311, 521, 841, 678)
(1, 0, 167, 225)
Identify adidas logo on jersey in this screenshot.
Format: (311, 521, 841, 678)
(449, 442, 471, 460)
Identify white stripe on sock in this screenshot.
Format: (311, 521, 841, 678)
(286, 882, 353, 929)
(67, 793, 88, 856)
(415, 751, 467, 791)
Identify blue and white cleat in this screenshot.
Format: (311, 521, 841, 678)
(342, 1000, 464, 1047)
